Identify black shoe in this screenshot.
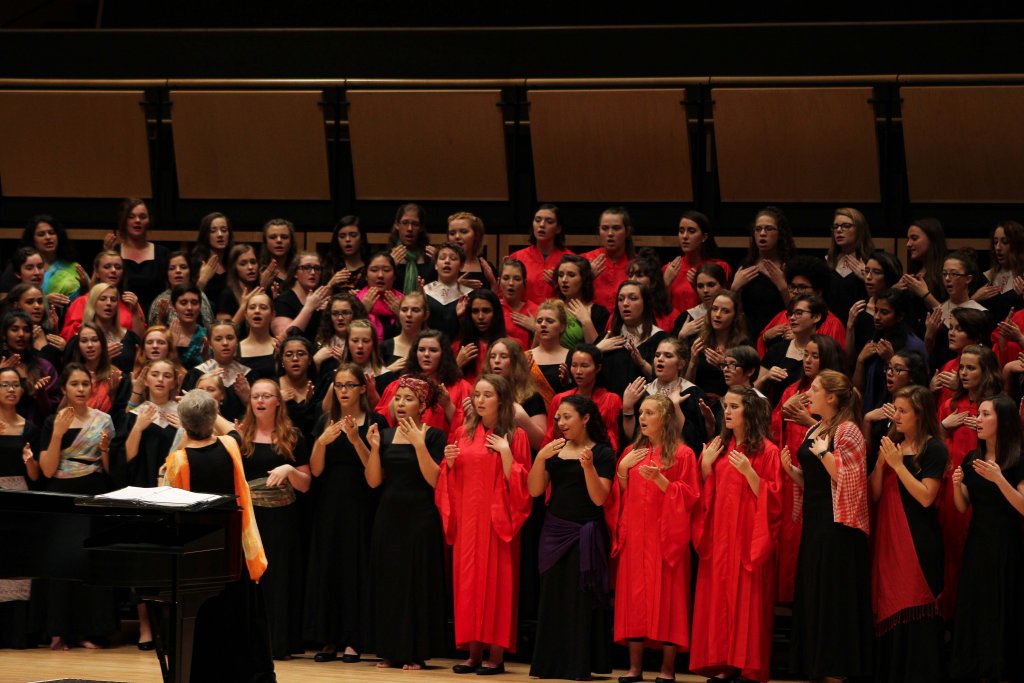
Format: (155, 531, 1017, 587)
(341, 653, 361, 663)
(137, 640, 155, 651)
(618, 675, 643, 683)
(477, 663, 505, 675)
(314, 651, 337, 662)
(654, 678, 675, 683)
(453, 663, 481, 674)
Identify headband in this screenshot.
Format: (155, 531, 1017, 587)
(398, 375, 432, 406)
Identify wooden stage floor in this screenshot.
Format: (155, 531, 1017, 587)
(0, 646, 805, 682)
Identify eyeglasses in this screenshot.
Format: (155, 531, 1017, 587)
(941, 271, 966, 279)
(0, 382, 20, 390)
(282, 350, 308, 359)
(297, 264, 323, 272)
(331, 309, 354, 318)
(721, 361, 740, 371)
(251, 393, 278, 401)
(885, 365, 908, 375)
(788, 283, 812, 294)
(789, 309, 812, 317)
(832, 223, 856, 232)
(754, 226, 778, 234)
(398, 219, 421, 228)
(333, 382, 361, 391)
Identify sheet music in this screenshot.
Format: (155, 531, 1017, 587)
(94, 486, 225, 507)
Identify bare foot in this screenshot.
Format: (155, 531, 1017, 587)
(343, 646, 358, 656)
(376, 660, 395, 669)
(403, 662, 423, 670)
(79, 639, 100, 649)
(49, 637, 68, 651)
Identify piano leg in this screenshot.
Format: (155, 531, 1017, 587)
(146, 587, 224, 683)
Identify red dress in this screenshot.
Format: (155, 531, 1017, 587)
(664, 257, 733, 313)
(507, 245, 570, 306)
(937, 394, 978, 620)
(769, 381, 812, 603)
(501, 298, 539, 352)
(690, 438, 783, 683)
(375, 377, 472, 439)
(582, 248, 631, 312)
(756, 310, 847, 356)
(612, 443, 700, 648)
(435, 425, 533, 650)
(545, 387, 622, 453)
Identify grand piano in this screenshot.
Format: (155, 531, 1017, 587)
(0, 488, 241, 683)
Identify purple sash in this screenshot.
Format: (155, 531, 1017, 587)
(538, 511, 609, 601)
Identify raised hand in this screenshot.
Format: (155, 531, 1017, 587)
(537, 438, 565, 461)
(381, 289, 402, 316)
(33, 376, 51, 393)
(622, 376, 647, 412)
(266, 463, 293, 488)
(390, 244, 408, 265)
(318, 419, 346, 447)
(590, 253, 607, 279)
(455, 343, 479, 368)
(398, 416, 427, 447)
(663, 256, 682, 284)
(360, 286, 381, 312)
(135, 402, 158, 430)
(565, 299, 592, 327)
(367, 423, 380, 450)
(972, 282, 1001, 302)
(509, 311, 536, 332)
(103, 232, 119, 251)
(847, 300, 867, 329)
(46, 292, 70, 308)
(951, 465, 963, 487)
(75, 263, 91, 291)
(53, 407, 75, 436)
(444, 443, 459, 468)
(596, 335, 626, 353)
(809, 432, 829, 457)
(259, 260, 279, 289)
(879, 436, 902, 469)
(485, 433, 511, 457)
(780, 446, 794, 472)
(972, 458, 1005, 484)
(701, 436, 724, 468)
(121, 291, 139, 311)
(618, 446, 649, 473)
(233, 373, 251, 404)
(678, 314, 706, 339)
(578, 446, 596, 471)
(728, 449, 753, 475)
(730, 264, 759, 291)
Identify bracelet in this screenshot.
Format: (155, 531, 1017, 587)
(127, 400, 139, 409)
(622, 412, 635, 417)
(617, 473, 629, 481)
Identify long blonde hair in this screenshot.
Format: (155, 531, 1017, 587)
(631, 393, 683, 468)
(816, 369, 862, 441)
(82, 283, 124, 338)
(482, 337, 536, 403)
(238, 378, 299, 462)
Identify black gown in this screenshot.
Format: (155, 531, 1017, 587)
(758, 341, 803, 406)
(122, 244, 170, 314)
(111, 412, 178, 488)
(739, 269, 785, 343)
(369, 426, 447, 665)
(790, 430, 873, 679)
(828, 269, 867, 322)
(598, 331, 667, 397)
(875, 439, 946, 683)
(949, 452, 1024, 681)
(274, 289, 322, 343)
(241, 436, 309, 660)
(530, 444, 615, 680)
(0, 424, 40, 648)
(304, 412, 387, 651)
(238, 352, 277, 382)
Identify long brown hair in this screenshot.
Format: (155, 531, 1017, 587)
(238, 378, 299, 462)
(950, 344, 1003, 409)
(888, 385, 944, 471)
(816, 369, 862, 441)
(827, 207, 875, 266)
(631, 394, 683, 468)
(464, 373, 516, 441)
(482, 337, 536, 404)
(720, 386, 772, 456)
(698, 291, 748, 350)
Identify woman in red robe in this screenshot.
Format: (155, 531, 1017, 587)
(613, 394, 700, 682)
(546, 343, 622, 452)
(690, 386, 782, 683)
(936, 344, 1002, 620)
(436, 374, 533, 674)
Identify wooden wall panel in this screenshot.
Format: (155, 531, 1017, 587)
(170, 90, 329, 200)
(529, 89, 692, 202)
(0, 90, 150, 198)
(713, 87, 880, 203)
(902, 86, 1024, 203)
(347, 90, 508, 201)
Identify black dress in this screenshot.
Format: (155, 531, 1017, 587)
(111, 412, 178, 489)
(369, 426, 447, 665)
(739, 269, 785, 343)
(216, 287, 241, 319)
(759, 341, 803, 406)
(122, 244, 170, 315)
(202, 270, 228, 310)
(791, 430, 873, 679)
(241, 436, 309, 660)
(598, 330, 666, 397)
(304, 412, 387, 652)
(530, 444, 615, 680)
(239, 352, 277, 382)
(949, 452, 1024, 681)
(0, 424, 40, 648)
(184, 433, 276, 683)
(875, 439, 946, 683)
(828, 269, 867, 323)
(274, 289, 322, 343)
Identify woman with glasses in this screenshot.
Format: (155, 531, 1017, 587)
(924, 249, 987, 369)
(846, 251, 904, 369)
(853, 288, 928, 412)
(388, 203, 437, 293)
(730, 207, 797, 342)
(949, 394, 1024, 682)
(277, 335, 318, 438)
(757, 256, 846, 358)
(306, 363, 388, 664)
(238, 378, 311, 660)
(825, 208, 875, 320)
(862, 350, 929, 473)
(937, 345, 1003, 620)
(755, 294, 828, 406)
(273, 252, 332, 342)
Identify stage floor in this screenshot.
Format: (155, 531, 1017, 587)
(0, 646, 806, 683)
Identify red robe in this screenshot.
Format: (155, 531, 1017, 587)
(756, 309, 847, 356)
(375, 377, 472, 439)
(507, 245, 571, 306)
(937, 394, 977, 620)
(582, 248, 631, 312)
(435, 425, 533, 650)
(453, 339, 490, 387)
(664, 257, 733, 313)
(612, 443, 700, 648)
(769, 381, 812, 603)
(690, 438, 783, 683)
(992, 307, 1024, 366)
(500, 298, 539, 352)
(60, 295, 137, 341)
(934, 357, 959, 408)
(545, 387, 622, 453)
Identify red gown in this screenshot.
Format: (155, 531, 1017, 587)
(937, 394, 978, 620)
(756, 310, 847, 356)
(500, 298, 539, 352)
(690, 438, 783, 683)
(582, 248, 631, 313)
(375, 377, 472, 439)
(435, 425, 533, 650)
(507, 245, 570, 306)
(769, 381, 812, 603)
(664, 257, 733, 313)
(545, 387, 622, 453)
(612, 443, 700, 648)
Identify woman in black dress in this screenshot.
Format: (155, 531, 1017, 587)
(217, 243, 259, 324)
(755, 294, 827, 406)
(870, 385, 947, 683)
(238, 292, 278, 381)
(782, 369, 873, 681)
(323, 215, 370, 293)
(528, 394, 614, 680)
(38, 363, 117, 650)
(528, 301, 574, 412)
(277, 335, 318, 438)
(272, 251, 330, 343)
(306, 363, 387, 663)
(949, 394, 1024, 681)
(238, 378, 311, 661)
(825, 207, 874, 320)
(190, 211, 233, 307)
(110, 198, 169, 315)
(596, 280, 666, 397)
(115, 358, 180, 487)
(365, 374, 447, 669)
(730, 206, 796, 341)
(685, 291, 750, 404)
